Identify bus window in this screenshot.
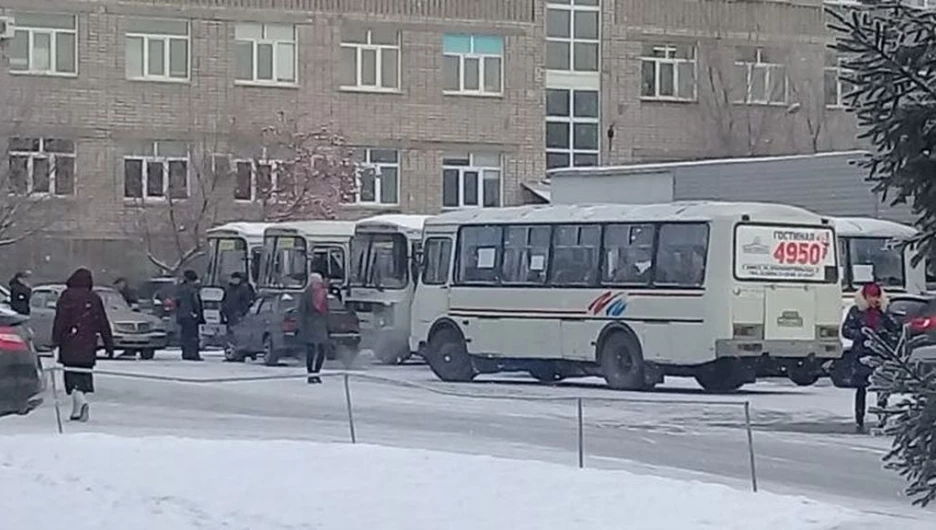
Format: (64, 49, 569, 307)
(654, 223, 709, 287)
(457, 226, 502, 284)
(268, 236, 307, 289)
(549, 224, 600, 286)
(501, 225, 550, 285)
(602, 224, 654, 285)
(206, 238, 248, 287)
(848, 238, 904, 289)
(422, 237, 453, 285)
(311, 246, 346, 282)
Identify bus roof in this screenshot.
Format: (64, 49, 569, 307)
(356, 214, 432, 233)
(206, 222, 274, 240)
(832, 217, 917, 239)
(425, 202, 831, 227)
(264, 220, 357, 238)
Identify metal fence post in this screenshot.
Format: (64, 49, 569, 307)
(744, 401, 758, 493)
(343, 372, 357, 444)
(577, 397, 584, 469)
(49, 367, 63, 434)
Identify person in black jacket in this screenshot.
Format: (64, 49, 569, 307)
(176, 270, 205, 361)
(221, 272, 254, 328)
(841, 282, 900, 432)
(8, 271, 32, 316)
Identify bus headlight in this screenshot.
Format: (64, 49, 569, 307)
(816, 325, 839, 339)
(733, 324, 764, 340)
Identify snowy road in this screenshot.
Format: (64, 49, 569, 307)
(2, 352, 931, 521)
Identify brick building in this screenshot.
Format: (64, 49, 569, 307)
(0, 0, 860, 280)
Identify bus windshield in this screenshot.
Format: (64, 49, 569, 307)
(262, 235, 308, 290)
(843, 237, 905, 290)
(350, 233, 408, 289)
(205, 237, 248, 287)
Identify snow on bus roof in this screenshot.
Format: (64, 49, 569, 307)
(267, 220, 357, 237)
(206, 222, 274, 238)
(426, 202, 830, 226)
(356, 214, 433, 231)
(831, 216, 917, 239)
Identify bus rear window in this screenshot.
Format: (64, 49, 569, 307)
(734, 224, 837, 282)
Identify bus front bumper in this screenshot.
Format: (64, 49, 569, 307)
(715, 339, 841, 359)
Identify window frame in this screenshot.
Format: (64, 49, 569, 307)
(234, 22, 298, 86)
(500, 225, 552, 286)
(9, 12, 78, 77)
(639, 43, 697, 102)
(223, 150, 281, 203)
(339, 28, 401, 92)
(123, 141, 190, 201)
(422, 237, 454, 286)
(824, 52, 850, 109)
(545, 0, 600, 73)
(8, 137, 76, 196)
(546, 88, 601, 170)
(354, 148, 400, 206)
(441, 153, 503, 209)
(442, 34, 505, 96)
(734, 48, 788, 105)
(125, 19, 191, 82)
(548, 224, 602, 287)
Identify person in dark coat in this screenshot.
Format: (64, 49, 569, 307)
(298, 273, 330, 384)
(52, 268, 115, 422)
(113, 277, 138, 307)
(221, 272, 254, 328)
(176, 270, 204, 361)
(841, 282, 900, 432)
(8, 271, 32, 316)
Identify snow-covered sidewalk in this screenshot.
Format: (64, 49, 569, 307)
(0, 433, 900, 530)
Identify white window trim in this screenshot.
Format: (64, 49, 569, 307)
(234, 24, 298, 87)
(9, 16, 78, 77)
(734, 49, 788, 106)
(639, 44, 697, 102)
(340, 30, 401, 93)
(442, 154, 503, 209)
(125, 26, 191, 83)
(354, 149, 400, 206)
(825, 57, 850, 109)
(443, 35, 504, 96)
(123, 142, 190, 201)
(546, 89, 600, 170)
(8, 139, 76, 196)
(545, 0, 600, 73)
(230, 155, 282, 203)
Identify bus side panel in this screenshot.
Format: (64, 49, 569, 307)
(448, 287, 502, 356)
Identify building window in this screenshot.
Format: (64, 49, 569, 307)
(733, 47, 788, 105)
(824, 51, 851, 108)
(8, 138, 75, 196)
(9, 12, 77, 75)
(640, 44, 696, 101)
(354, 148, 399, 205)
(123, 141, 189, 200)
(125, 18, 189, 81)
(340, 28, 400, 91)
(545, 0, 599, 72)
(442, 153, 501, 208)
(442, 34, 504, 95)
(235, 23, 297, 85)
(546, 89, 599, 170)
(229, 158, 280, 202)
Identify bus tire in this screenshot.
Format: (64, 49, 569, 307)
(528, 362, 564, 384)
(427, 328, 475, 383)
(788, 370, 820, 387)
(694, 360, 745, 393)
(599, 330, 649, 391)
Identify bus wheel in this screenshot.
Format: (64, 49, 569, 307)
(528, 362, 563, 384)
(599, 331, 649, 391)
(788, 370, 820, 387)
(694, 360, 745, 393)
(427, 329, 475, 383)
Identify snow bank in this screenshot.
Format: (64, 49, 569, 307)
(1, 434, 866, 530)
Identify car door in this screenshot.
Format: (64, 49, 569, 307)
(255, 296, 277, 346)
(28, 289, 58, 351)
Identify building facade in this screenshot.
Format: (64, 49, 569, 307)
(0, 0, 863, 279)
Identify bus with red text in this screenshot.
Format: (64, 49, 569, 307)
(409, 202, 843, 392)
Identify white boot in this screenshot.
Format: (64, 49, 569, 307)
(73, 391, 89, 422)
(69, 392, 81, 420)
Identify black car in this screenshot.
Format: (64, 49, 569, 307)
(224, 291, 361, 367)
(0, 305, 43, 417)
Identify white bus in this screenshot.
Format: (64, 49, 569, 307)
(347, 215, 432, 364)
(833, 217, 925, 297)
(260, 221, 357, 291)
(410, 202, 843, 392)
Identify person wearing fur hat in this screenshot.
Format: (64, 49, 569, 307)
(841, 282, 900, 432)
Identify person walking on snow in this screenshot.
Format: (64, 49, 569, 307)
(221, 272, 254, 328)
(298, 273, 330, 384)
(52, 268, 114, 422)
(8, 271, 32, 316)
(176, 270, 205, 361)
(841, 282, 900, 433)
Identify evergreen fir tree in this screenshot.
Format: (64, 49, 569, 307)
(828, 1, 936, 508)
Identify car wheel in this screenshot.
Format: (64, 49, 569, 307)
(600, 331, 651, 391)
(140, 349, 156, 360)
(223, 342, 245, 363)
(426, 328, 475, 383)
(263, 336, 280, 367)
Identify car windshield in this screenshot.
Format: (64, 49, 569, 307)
(97, 290, 131, 310)
(845, 237, 905, 289)
(349, 233, 408, 289)
(206, 237, 249, 287)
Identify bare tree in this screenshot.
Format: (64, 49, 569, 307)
(0, 136, 57, 247)
(243, 112, 358, 222)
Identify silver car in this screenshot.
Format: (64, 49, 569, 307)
(29, 284, 168, 359)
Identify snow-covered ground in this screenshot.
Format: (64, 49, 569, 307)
(2, 350, 933, 527)
(0, 433, 913, 530)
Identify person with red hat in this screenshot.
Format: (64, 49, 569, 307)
(841, 282, 900, 432)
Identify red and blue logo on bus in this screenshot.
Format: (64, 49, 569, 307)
(588, 291, 628, 317)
